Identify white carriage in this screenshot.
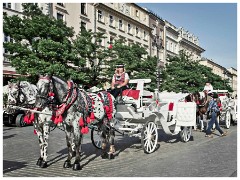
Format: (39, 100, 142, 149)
(91, 79, 196, 154)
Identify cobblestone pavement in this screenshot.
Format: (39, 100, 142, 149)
(2, 122, 237, 177)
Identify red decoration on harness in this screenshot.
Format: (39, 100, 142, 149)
(24, 115, 30, 124)
(79, 117, 84, 127)
(48, 92, 55, 97)
(81, 126, 89, 134)
(34, 129, 37, 135)
(54, 115, 63, 124)
(24, 108, 37, 124)
(87, 117, 91, 124)
(90, 112, 95, 120)
(51, 115, 56, 121)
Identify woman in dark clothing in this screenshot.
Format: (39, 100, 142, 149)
(110, 64, 129, 99)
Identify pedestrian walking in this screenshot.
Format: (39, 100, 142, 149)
(205, 92, 227, 138)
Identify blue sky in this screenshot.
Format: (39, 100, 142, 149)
(137, 3, 237, 69)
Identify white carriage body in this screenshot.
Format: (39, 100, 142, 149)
(154, 92, 196, 135)
(115, 80, 196, 137)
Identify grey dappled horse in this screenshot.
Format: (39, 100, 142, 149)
(35, 75, 116, 170)
(7, 81, 61, 168)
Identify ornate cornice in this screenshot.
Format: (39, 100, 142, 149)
(180, 38, 205, 53)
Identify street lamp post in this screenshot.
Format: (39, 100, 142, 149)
(153, 35, 163, 91)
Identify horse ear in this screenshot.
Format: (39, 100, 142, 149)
(8, 81, 12, 88)
(46, 73, 52, 79)
(16, 81, 20, 86)
(38, 74, 43, 78)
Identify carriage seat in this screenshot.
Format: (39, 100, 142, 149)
(122, 89, 140, 100)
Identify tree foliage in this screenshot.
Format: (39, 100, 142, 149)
(72, 29, 110, 85)
(161, 51, 233, 93)
(3, 3, 78, 83)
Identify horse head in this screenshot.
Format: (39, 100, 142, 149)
(35, 75, 68, 109)
(7, 81, 36, 106)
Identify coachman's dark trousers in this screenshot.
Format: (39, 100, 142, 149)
(110, 86, 128, 99)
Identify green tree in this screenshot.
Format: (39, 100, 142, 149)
(72, 29, 110, 86)
(102, 40, 158, 91)
(161, 51, 233, 92)
(3, 3, 80, 82)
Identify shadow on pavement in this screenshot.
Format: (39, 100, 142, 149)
(3, 160, 28, 174)
(3, 134, 17, 140)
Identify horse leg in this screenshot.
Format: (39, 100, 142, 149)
(72, 120, 82, 170)
(100, 124, 108, 159)
(39, 123, 50, 168)
(63, 124, 74, 168)
(199, 112, 204, 131)
(108, 125, 115, 159)
(33, 122, 44, 167)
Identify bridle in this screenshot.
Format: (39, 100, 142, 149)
(36, 76, 55, 110)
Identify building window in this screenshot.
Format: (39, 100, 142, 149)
(119, 19, 123, 30)
(57, 3, 64, 7)
(81, 3, 86, 15)
(136, 27, 139, 37)
(166, 41, 169, 50)
(81, 21, 86, 31)
(143, 31, 146, 40)
(3, 3, 11, 9)
(109, 15, 113, 26)
(98, 10, 103, 22)
(128, 23, 131, 33)
(4, 34, 12, 54)
(135, 10, 139, 17)
(57, 13, 64, 20)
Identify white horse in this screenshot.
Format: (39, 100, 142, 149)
(35, 75, 116, 170)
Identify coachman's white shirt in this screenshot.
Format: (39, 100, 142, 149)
(203, 84, 213, 92)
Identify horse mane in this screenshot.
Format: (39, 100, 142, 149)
(51, 76, 68, 105)
(52, 76, 68, 85)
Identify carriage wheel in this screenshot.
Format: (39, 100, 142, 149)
(180, 126, 192, 142)
(15, 114, 26, 127)
(141, 121, 158, 154)
(91, 126, 102, 149)
(225, 111, 231, 129)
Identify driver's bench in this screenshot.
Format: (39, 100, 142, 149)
(115, 79, 152, 120)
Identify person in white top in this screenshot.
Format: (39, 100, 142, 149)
(203, 82, 213, 95)
(111, 64, 129, 98)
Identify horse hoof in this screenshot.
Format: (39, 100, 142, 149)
(108, 153, 114, 159)
(36, 158, 43, 166)
(72, 163, 81, 170)
(63, 161, 71, 168)
(40, 161, 48, 168)
(101, 152, 108, 159)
